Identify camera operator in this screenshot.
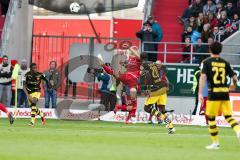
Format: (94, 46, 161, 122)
(88, 64, 111, 111)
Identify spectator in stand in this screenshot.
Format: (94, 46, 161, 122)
(212, 26, 221, 41)
(178, 0, 203, 24)
(205, 13, 219, 31)
(0, 55, 13, 107)
(203, 0, 217, 16)
(218, 10, 231, 29)
(0, 0, 9, 17)
(196, 12, 205, 32)
(182, 37, 192, 63)
(179, 7, 191, 23)
(16, 59, 30, 108)
(191, 29, 201, 43)
(208, 36, 214, 45)
(222, 24, 234, 40)
(181, 0, 239, 45)
(136, 22, 157, 62)
(225, 1, 238, 19)
(237, 0, 240, 15)
(44, 61, 61, 108)
(201, 23, 212, 43)
(216, 1, 225, 19)
(147, 16, 163, 43)
(184, 14, 198, 30)
(193, 38, 209, 64)
(231, 13, 240, 32)
(182, 26, 193, 42)
(190, 0, 204, 16)
(147, 16, 163, 56)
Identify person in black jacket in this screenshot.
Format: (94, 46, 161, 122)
(136, 22, 158, 62)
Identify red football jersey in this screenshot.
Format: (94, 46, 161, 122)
(126, 55, 141, 77)
(118, 72, 138, 89)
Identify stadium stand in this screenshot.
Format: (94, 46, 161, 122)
(179, 0, 240, 45)
(152, 0, 189, 62)
(178, 0, 240, 63)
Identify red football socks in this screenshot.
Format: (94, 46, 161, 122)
(0, 103, 8, 114)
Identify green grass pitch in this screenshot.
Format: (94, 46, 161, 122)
(0, 118, 240, 160)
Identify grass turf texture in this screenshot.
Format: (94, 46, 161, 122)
(0, 119, 240, 160)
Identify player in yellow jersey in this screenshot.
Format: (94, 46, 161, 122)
(23, 63, 49, 127)
(140, 57, 175, 134)
(199, 41, 240, 150)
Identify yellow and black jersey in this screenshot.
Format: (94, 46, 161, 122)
(201, 57, 236, 100)
(140, 61, 164, 91)
(24, 71, 47, 94)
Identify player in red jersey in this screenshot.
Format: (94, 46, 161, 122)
(101, 47, 141, 123)
(124, 46, 141, 78)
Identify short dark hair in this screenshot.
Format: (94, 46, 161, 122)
(143, 22, 152, 26)
(50, 60, 57, 66)
(105, 63, 111, 66)
(210, 41, 222, 55)
(2, 55, 8, 59)
(140, 52, 148, 61)
(30, 63, 37, 69)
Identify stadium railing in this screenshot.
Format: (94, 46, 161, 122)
(32, 35, 240, 67)
(142, 41, 240, 67)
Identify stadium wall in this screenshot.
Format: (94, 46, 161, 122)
(1, 91, 240, 128)
(33, 17, 142, 38)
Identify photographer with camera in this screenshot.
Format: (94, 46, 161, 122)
(43, 61, 61, 108)
(88, 64, 111, 111)
(136, 22, 158, 62)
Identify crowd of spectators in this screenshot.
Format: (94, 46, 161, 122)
(179, 0, 240, 63)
